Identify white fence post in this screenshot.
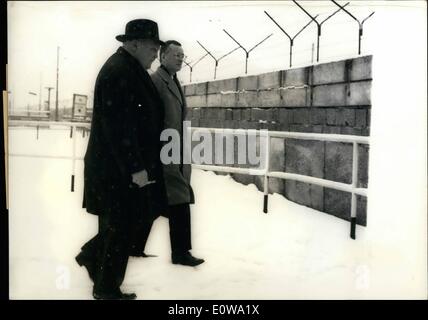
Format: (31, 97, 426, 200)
(71, 125, 77, 192)
(263, 131, 270, 213)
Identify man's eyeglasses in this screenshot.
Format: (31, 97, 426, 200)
(173, 54, 187, 60)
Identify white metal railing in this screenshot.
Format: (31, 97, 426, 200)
(7, 120, 91, 191)
(6, 120, 369, 239)
(189, 127, 369, 240)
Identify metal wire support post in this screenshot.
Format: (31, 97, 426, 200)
(197, 41, 240, 80)
(293, 0, 349, 62)
(182, 60, 193, 82)
(183, 53, 209, 83)
(265, 10, 318, 68)
(223, 29, 273, 74)
(331, 0, 375, 55)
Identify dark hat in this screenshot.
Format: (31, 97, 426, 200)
(116, 19, 164, 45)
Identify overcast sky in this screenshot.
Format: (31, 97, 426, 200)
(7, 1, 425, 110)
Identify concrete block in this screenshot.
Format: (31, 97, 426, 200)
(285, 139, 324, 179)
(348, 81, 371, 106)
(257, 122, 270, 130)
(357, 195, 367, 226)
(206, 118, 222, 128)
(285, 180, 324, 212)
(190, 118, 200, 127)
(325, 141, 352, 184)
(283, 67, 308, 86)
(184, 83, 198, 96)
(191, 108, 200, 120)
(186, 95, 207, 108)
(258, 90, 281, 108)
(312, 84, 346, 106)
(355, 109, 367, 127)
(221, 93, 238, 108)
(254, 175, 264, 192)
(225, 109, 233, 120)
(278, 108, 293, 125)
(233, 109, 242, 121)
(323, 126, 341, 134)
(281, 87, 309, 107)
(185, 108, 192, 120)
(268, 122, 280, 131)
(324, 188, 367, 226)
(267, 108, 279, 121)
(326, 109, 336, 125)
(241, 108, 252, 120)
(233, 121, 244, 130)
(278, 123, 290, 132)
(269, 137, 285, 171)
(324, 188, 351, 222)
(237, 91, 259, 108)
(208, 78, 237, 94)
(238, 75, 258, 91)
(351, 55, 372, 81)
(336, 108, 355, 126)
(215, 171, 229, 176)
(358, 144, 369, 188)
(293, 109, 310, 124)
(290, 124, 314, 133)
(361, 128, 370, 136)
(268, 177, 285, 195)
(217, 108, 227, 120)
(313, 60, 346, 85)
(199, 118, 210, 128)
(195, 82, 208, 95)
(310, 108, 326, 125)
(223, 120, 235, 129)
(232, 173, 255, 186)
(199, 107, 206, 119)
(207, 94, 222, 108)
(258, 71, 281, 90)
(247, 121, 259, 130)
(251, 108, 268, 121)
(340, 127, 362, 136)
(367, 109, 371, 127)
(204, 108, 217, 119)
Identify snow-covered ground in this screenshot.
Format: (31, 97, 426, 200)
(7, 124, 426, 299)
(7, 3, 427, 300)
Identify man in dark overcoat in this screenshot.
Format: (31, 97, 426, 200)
(75, 19, 167, 300)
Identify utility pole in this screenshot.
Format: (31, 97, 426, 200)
(45, 86, 54, 114)
(38, 72, 42, 111)
(55, 46, 60, 121)
(28, 91, 37, 117)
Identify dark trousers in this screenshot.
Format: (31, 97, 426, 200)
(131, 203, 192, 255)
(80, 209, 134, 293)
(80, 190, 147, 293)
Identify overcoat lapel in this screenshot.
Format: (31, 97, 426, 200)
(158, 67, 183, 105)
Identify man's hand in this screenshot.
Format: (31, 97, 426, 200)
(131, 170, 156, 188)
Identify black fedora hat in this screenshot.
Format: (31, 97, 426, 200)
(116, 19, 164, 45)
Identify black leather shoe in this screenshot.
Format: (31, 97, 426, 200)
(93, 290, 137, 300)
(130, 252, 158, 258)
(75, 252, 96, 281)
(172, 252, 205, 267)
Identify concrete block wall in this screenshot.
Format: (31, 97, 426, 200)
(183, 56, 372, 226)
